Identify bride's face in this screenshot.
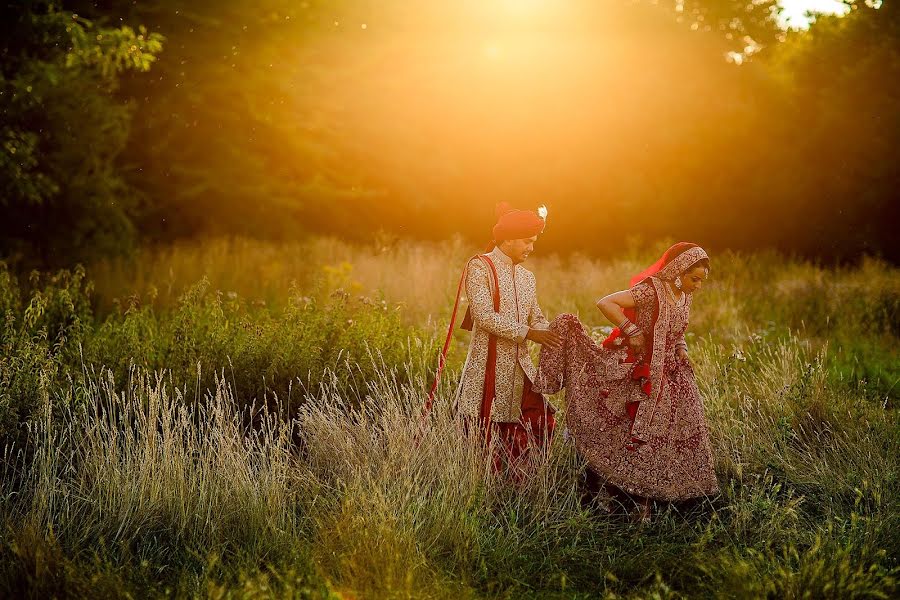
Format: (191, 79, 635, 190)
(681, 266, 708, 294)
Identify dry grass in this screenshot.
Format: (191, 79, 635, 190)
(0, 236, 897, 597)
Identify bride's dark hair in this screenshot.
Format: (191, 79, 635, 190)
(662, 242, 698, 264)
(688, 257, 710, 272)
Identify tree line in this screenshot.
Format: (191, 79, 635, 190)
(1, 1, 897, 266)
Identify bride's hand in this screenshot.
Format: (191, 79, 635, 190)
(627, 333, 645, 353)
(676, 348, 689, 363)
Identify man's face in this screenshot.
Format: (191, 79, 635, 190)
(502, 236, 538, 264)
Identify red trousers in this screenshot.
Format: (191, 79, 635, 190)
(494, 377, 555, 462)
(470, 342, 556, 472)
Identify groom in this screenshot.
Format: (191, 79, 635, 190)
(456, 204, 561, 467)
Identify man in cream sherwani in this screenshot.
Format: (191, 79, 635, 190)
(456, 204, 561, 466)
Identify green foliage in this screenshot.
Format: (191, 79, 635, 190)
(759, 0, 900, 261)
(85, 279, 424, 409)
(0, 262, 92, 443)
(0, 252, 429, 447)
(662, 0, 782, 50)
(7, 0, 878, 264)
(65, 18, 163, 76)
(3, 2, 897, 264)
(0, 243, 898, 597)
(0, 3, 164, 265)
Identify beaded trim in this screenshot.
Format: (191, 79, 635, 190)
(657, 246, 709, 281)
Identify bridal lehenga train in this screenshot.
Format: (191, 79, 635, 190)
(535, 248, 719, 501)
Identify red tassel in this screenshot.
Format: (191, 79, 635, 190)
(601, 329, 623, 349)
(632, 363, 650, 380)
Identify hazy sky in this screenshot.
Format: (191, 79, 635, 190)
(779, 0, 850, 28)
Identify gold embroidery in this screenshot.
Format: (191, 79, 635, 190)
(536, 288, 718, 501)
(456, 248, 549, 423)
(657, 246, 708, 281)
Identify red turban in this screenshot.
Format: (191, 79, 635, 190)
(491, 202, 546, 243)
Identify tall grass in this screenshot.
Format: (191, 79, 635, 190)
(90, 236, 900, 399)
(0, 236, 897, 597)
(1, 334, 896, 598)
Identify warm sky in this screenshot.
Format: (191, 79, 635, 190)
(779, 0, 850, 28)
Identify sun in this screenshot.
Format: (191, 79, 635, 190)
(500, 0, 548, 16)
(475, 0, 559, 23)
(778, 0, 852, 29)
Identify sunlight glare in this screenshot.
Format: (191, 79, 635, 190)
(501, 0, 549, 17)
(483, 41, 503, 60)
(778, 0, 850, 29)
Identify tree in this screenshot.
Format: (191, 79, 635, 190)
(103, 0, 787, 249)
(5, 1, 895, 264)
(661, 0, 782, 53)
(0, 2, 163, 266)
(759, 1, 900, 259)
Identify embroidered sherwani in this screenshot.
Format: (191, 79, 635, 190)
(456, 247, 550, 423)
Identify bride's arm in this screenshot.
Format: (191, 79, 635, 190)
(596, 289, 635, 326)
(675, 333, 689, 361)
(596, 290, 646, 352)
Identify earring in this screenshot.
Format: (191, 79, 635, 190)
(674, 277, 682, 290)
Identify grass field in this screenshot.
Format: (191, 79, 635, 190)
(1, 236, 897, 598)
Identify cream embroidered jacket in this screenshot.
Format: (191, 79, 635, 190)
(456, 247, 550, 422)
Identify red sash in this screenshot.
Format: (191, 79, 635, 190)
(476, 256, 500, 421)
(424, 254, 500, 416)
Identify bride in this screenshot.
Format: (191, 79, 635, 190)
(536, 242, 719, 520)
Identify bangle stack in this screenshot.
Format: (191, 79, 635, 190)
(675, 340, 688, 353)
(618, 317, 641, 338)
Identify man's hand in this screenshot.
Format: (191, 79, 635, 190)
(526, 328, 562, 351)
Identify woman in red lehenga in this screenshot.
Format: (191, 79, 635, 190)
(535, 242, 719, 520)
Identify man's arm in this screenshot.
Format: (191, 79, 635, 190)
(465, 258, 528, 342)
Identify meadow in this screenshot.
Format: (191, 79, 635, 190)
(0, 236, 897, 598)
